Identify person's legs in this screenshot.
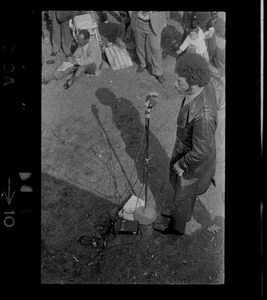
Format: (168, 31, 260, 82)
(73, 64, 95, 77)
(83, 63, 97, 75)
(186, 194, 197, 222)
(42, 11, 50, 44)
(42, 66, 77, 84)
(205, 34, 216, 58)
(135, 19, 148, 69)
(51, 12, 61, 54)
(169, 195, 197, 234)
(102, 11, 108, 23)
(55, 66, 77, 80)
(63, 64, 94, 89)
(206, 35, 220, 68)
(61, 21, 73, 57)
(147, 29, 163, 76)
(180, 28, 188, 45)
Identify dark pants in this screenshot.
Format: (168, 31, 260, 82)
(180, 27, 188, 46)
(170, 194, 197, 234)
(169, 148, 198, 235)
(205, 33, 217, 60)
(51, 12, 73, 56)
(101, 11, 108, 22)
(42, 11, 50, 39)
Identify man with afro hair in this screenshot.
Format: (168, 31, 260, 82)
(153, 52, 218, 236)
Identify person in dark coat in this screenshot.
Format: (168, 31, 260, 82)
(48, 11, 79, 58)
(180, 11, 220, 68)
(42, 11, 50, 45)
(153, 53, 218, 236)
(116, 11, 135, 50)
(180, 11, 194, 45)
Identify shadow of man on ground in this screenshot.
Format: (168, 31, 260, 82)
(95, 88, 174, 210)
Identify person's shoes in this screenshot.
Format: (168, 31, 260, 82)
(155, 75, 166, 84)
(161, 207, 193, 222)
(161, 206, 174, 218)
(50, 51, 59, 57)
(136, 65, 146, 73)
(86, 70, 101, 77)
(153, 223, 183, 236)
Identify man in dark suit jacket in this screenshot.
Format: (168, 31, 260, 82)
(131, 11, 167, 84)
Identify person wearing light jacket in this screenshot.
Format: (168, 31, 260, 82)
(181, 11, 220, 68)
(176, 26, 213, 62)
(42, 30, 102, 89)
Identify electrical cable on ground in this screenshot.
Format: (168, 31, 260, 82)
(42, 120, 148, 278)
(44, 123, 148, 221)
(75, 228, 143, 273)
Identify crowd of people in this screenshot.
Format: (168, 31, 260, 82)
(42, 11, 222, 89)
(42, 11, 223, 237)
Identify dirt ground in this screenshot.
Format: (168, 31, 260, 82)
(41, 11, 225, 284)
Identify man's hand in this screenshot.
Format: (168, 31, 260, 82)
(67, 56, 78, 65)
(176, 49, 182, 55)
(173, 161, 184, 176)
(207, 27, 215, 38)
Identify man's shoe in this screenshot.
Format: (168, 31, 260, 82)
(155, 75, 166, 84)
(161, 206, 174, 218)
(136, 65, 146, 73)
(162, 207, 192, 221)
(153, 223, 183, 236)
(50, 51, 58, 57)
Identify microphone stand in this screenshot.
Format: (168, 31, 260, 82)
(144, 101, 151, 209)
(133, 95, 157, 225)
